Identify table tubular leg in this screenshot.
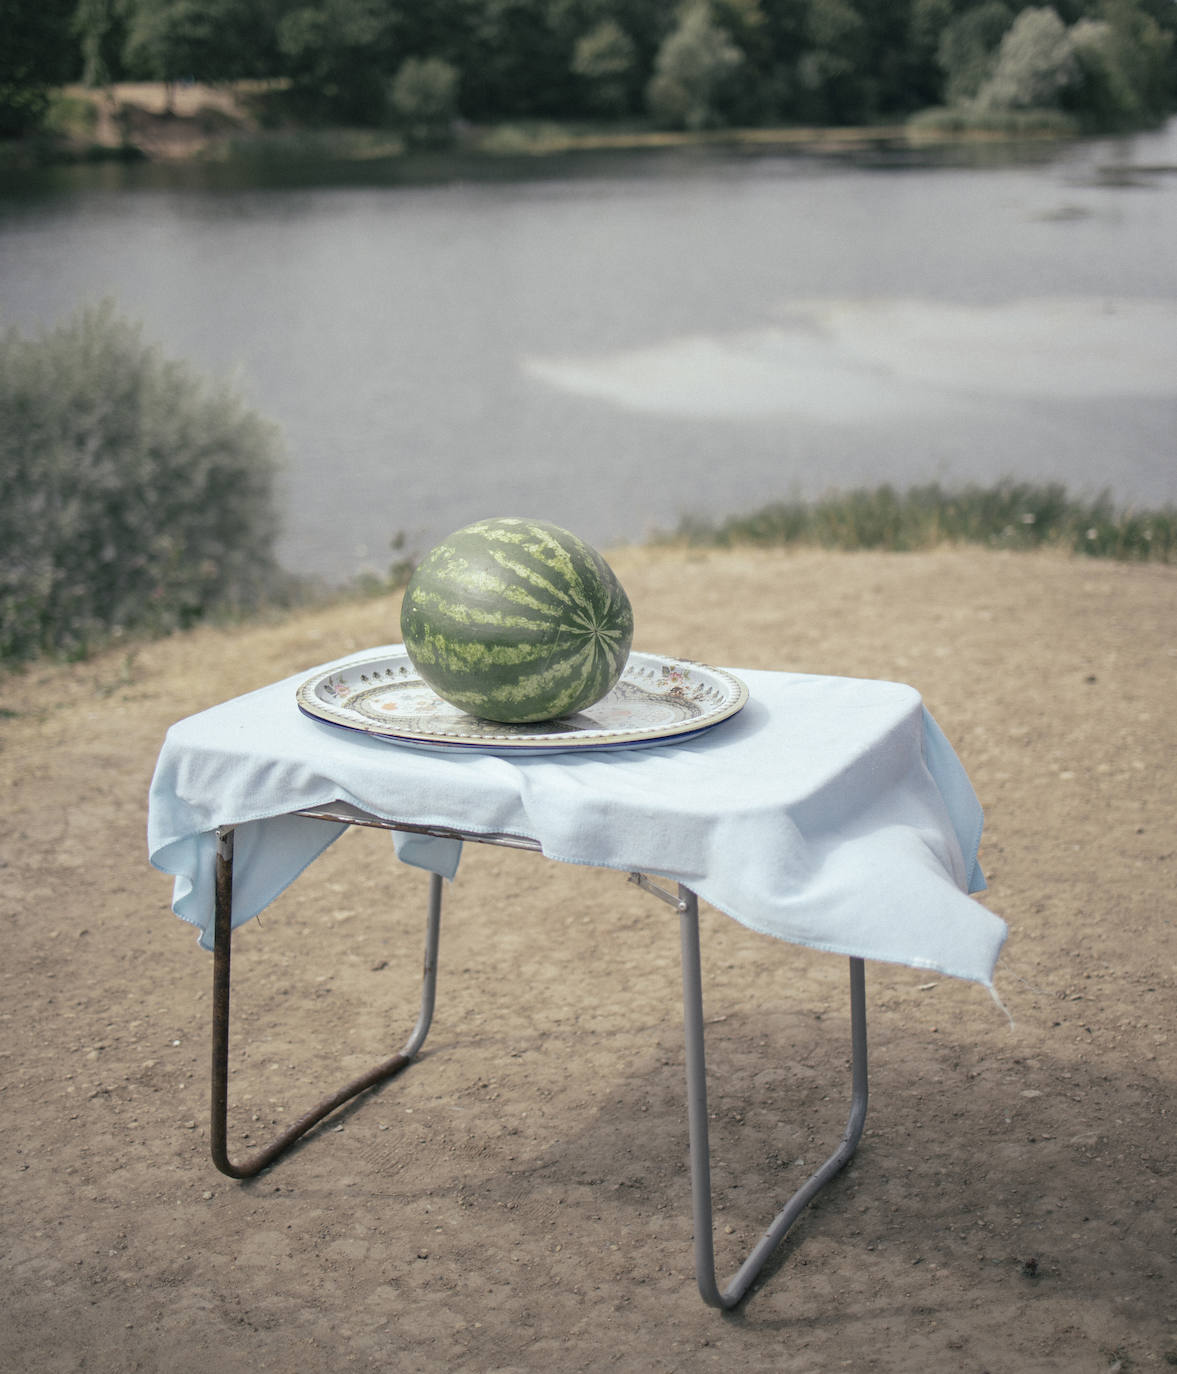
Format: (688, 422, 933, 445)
(678, 885, 869, 1309)
(210, 827, 443, 1179)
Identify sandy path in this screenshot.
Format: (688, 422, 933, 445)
(2, 546, 1175, 1372)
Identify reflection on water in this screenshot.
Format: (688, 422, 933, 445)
(1, 122, 1175, 581)
(524, 298, 1177, 419)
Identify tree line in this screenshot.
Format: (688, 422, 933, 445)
(3, 0, 1175, 139)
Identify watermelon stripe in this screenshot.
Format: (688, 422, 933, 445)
(401, 517, 634, 723)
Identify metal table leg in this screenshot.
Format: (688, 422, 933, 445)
(209, 826, 443, 1179)
(206, 828, 868, 1307)
(677, 884, 869, 1309)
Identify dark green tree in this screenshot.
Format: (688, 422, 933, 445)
(794, 0, 872, 122)
(384, 0, 474, 61)
(709, 0, 785, 121)
(0, 0, 78, 134)
(1067, 0, 1174, 126)
(741, 0, 809, 121)
(461, 0, 573, 118)
(571, 18, 638, 114)
(858, 0, 944, 116)
(123, 0, 266, 99)
(908, 0, 956, 77)
(1101, 0, 1173, 117)
(936, 1, 1015, 104)
(277, 0, 393, 123)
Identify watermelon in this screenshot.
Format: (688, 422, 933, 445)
(400, 517, 634, 723)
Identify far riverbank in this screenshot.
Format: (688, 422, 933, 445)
(6, 80, 1090, 173)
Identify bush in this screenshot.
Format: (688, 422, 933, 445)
(0, 301, 289, 663)
(43, 92, 100, 137)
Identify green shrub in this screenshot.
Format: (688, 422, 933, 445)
(0, 301, 290, 664)
(43, 91, 100, 137)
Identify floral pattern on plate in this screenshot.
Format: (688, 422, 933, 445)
(296, 650, 748, 754)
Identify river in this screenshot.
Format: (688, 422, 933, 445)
(2, 123, 1175, 582)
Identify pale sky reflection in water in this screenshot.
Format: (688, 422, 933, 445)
(524, 297, 1177, 421)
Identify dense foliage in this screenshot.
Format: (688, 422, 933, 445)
(2, 0, 1174, 137)
(0, 303, 289, 663)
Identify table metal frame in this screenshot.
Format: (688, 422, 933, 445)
(208, 804, 869, 1309)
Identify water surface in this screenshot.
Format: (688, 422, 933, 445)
(2, 124, 1174, 580)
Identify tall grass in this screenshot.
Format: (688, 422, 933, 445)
(669, 482, 1177, 562)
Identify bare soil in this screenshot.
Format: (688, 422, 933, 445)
(2, 547, 1175, 1373)
(65, 82, 264, 160)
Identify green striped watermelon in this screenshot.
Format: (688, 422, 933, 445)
(400, 517, 634, 723)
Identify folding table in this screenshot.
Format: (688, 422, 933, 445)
(148, 648, 1006, 1308)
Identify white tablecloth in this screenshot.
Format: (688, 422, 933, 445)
(147, 648, 1006, 988)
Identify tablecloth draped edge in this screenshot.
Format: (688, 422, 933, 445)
(918, 708, 987, 894)
(531, 845, 1007, 990)
(146, 654, 1004, 984)
(151, 816, 348, 951)
(151, 808, 1005, 986)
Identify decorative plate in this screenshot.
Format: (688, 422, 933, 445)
(296, 650, 748, 754)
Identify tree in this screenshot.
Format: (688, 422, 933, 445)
(1066, 0, 1174, 127)
(571, 18, 637, 114)
(0, 0, 78, 134)
(709, 0, 781, 121)
(389, 56, 461, 145)
(936, 1, 1015, 105)
(277, 0, 393, 123)
(795, 0, 871, 122)
(974, 6, 1078, 110)
(865, 0, 945, 115)
(646, 1, 744, 130)
(122, 0, 261, 101)
(461, 0, 574, 119)
(74, 0, 124, 88)
(908, 0, 955, 73)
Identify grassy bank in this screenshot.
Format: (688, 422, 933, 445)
(666, 482, 1177, 563)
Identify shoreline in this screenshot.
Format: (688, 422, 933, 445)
(8, 80, 1086, 172)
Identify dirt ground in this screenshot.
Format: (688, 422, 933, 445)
(65, 82, 265, 159)
(2, 546, 1175, 1373)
